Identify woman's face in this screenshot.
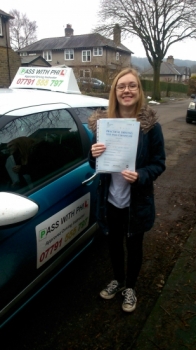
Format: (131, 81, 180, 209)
(115, 73, 140, 109)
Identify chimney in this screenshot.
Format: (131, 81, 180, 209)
(113, 24, 121, 45)
(65, 24, 74, 37)
(167, 55, 174, 65)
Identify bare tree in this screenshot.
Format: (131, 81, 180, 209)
(96, 0, 196, 100)
(9, 9, 37, 50)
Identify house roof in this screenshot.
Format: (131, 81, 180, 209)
(175, 65, 191, 75)
(21, 55, 51, 66)
(144, 61, 181, 76)
(17, 33, 132, 54)
(0, 9, 14, 19)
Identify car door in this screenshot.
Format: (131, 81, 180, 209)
(0, 105, 99, 323)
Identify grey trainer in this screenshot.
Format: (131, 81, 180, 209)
(122, 288, 137, 312)
(100, 280, 125, 299)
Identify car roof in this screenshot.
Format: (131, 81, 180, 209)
(0, 88, 108, 116)
(0, 66, 108, 117)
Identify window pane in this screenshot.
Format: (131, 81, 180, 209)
(84, 70, 90, 77)
(82, 51, 86, 61)
(0, 110, 83, 193)
(93, 47, 103, 56)
(65, 49, 74, 60)
(82, 50, 91, 62)
(65, 50, 69, 59)
(70, 50, 74, 59)
(0, 18, 2, 36)
(48, 51, 52, 60)
(72, 107, 107, 123)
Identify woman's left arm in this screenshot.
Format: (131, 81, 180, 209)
(135, 123, 166, 186)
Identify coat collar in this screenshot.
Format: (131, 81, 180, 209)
(88, 105, 158, 135)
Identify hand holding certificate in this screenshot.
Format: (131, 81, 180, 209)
(96, 118, 140, 173)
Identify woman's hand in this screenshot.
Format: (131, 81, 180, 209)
(91, 143, 106, 158)
(12, 165, 21, 173)
(121, 170, 139, 183)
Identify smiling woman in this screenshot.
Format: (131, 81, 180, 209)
(115, 73, 140, 112)
(88, 67, 166, 313)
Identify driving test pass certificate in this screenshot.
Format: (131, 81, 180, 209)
(96, 118, 140, 173)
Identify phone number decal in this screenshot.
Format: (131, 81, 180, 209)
(17, 78, 35, 85)
(39, 238, 62, 263)
(36, 193, 91, 269)
(16, 78, 64, 87)
(37, 217, 89, 265)
(64, 218, 88, 243)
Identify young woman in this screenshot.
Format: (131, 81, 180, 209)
(88, 68, 166, 312)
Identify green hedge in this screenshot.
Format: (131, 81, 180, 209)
(141, 79, 188, 94)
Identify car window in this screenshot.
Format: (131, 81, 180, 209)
(72, 106, 107, 123)
(0, 109, 83, 194)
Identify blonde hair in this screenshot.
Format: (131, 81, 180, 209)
(107, 67, 145, 119)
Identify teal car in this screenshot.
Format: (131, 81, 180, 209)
(0, 67, 108, 327)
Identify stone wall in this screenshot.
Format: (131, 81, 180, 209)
(0, 47, 21, 87)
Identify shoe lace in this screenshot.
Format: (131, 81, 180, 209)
(106, 280, 118, 293)
(122, 288, 136, 305)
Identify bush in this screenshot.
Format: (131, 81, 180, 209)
(141, 79, 188, 95)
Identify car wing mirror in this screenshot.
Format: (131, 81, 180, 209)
(0, 192, 39, 226)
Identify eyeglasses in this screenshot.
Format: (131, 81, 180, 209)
(116, 83, 138, 92)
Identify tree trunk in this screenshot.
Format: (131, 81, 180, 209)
(152, 60, 161, 100)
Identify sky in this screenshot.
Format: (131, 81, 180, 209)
(2, 0, 195, 61)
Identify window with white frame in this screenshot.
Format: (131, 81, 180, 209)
(82, 50, 91, 62)
(93, 47, 103, 56)
(80, 69, 91, 78)
(20, 52, 28, 56)
(64, 49, 74, 60)
(116, 52, 120, 61)
(0, 18, 2, 36)
(43, 50, 52, 61)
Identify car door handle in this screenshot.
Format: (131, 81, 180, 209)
(82, 172, 97, 185)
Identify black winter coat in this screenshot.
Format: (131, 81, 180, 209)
(88, 106, 166, 235)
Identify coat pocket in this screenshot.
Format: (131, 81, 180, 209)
(136, 194, 155, 232)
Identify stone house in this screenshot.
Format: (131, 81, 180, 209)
(142, 56, 191, 82)
(17, 24, 132, 82)
(0, 9, 21, 87)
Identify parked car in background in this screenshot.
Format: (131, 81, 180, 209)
(77, 77, 105, 90)
(0, 67, 108, 328)
(186, 97, 196, 123)
(190, 93, 196, 99)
